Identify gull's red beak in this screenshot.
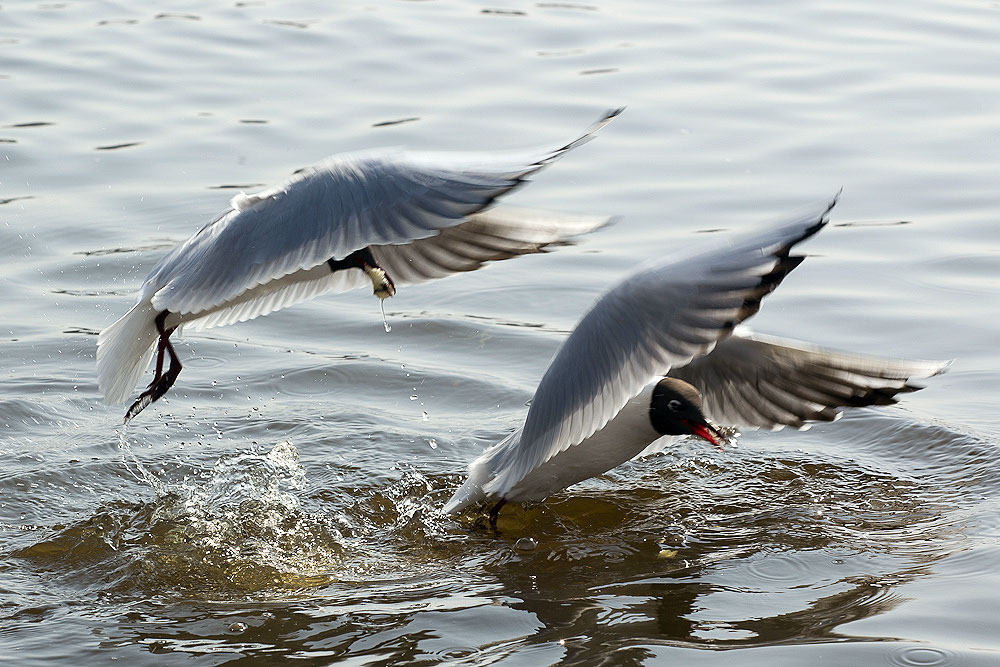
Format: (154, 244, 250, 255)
(681, 419, 725, 449)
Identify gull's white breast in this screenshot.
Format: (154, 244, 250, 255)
(504, 381, 664, 502)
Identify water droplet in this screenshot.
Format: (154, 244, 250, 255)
(515, 537, 538, 552)
(410, 395, 418, 400)
(379, 300, 391, 332)
(422, 411, 429, 421)
(428, 438, 437, 449)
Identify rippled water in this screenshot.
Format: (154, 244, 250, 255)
(3, 0, 999, 664)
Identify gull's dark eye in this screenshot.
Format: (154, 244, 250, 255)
(667, 399, 682, 412)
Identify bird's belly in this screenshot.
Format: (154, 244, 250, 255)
(505, 391, 663, 502)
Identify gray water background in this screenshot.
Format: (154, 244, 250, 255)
(2, 0, 999, 664)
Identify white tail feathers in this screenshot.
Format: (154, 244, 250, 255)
(442, 472, 486, 515)
(97, 301, 158, 405)
(442, 431, 520, 514)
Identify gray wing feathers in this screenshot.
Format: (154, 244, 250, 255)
(480, 194, 838, 497)
(671, 331, 950, 430)
(174, 205, 611, 327)
(148, 157, 520, 314)
(147, 108, 623, 316)
(372, 206, 613, 284)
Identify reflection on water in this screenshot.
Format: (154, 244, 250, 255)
(8, 414, 993, 661)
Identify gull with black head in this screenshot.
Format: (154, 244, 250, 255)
(443, 194, 949, 528)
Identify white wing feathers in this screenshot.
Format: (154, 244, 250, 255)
(479, 194, 838, 498)
(669, 330, 951, 430)
(180, 266, 368, 332)
(177, 205, 612, 332)
(145, 109, 623, 318)
(373, 206, 614, 284)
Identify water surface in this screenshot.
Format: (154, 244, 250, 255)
(2, 0, 999, 664)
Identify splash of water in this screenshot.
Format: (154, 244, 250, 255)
(118, 426, 165, 494)
(152, 441, 344, 591)
(24, 437, 460, 597)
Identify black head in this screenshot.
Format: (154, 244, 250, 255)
(649, 378, 723, 445)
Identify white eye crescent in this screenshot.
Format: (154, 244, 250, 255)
(667, 399, 682, 412)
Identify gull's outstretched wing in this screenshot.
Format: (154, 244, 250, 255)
(480, 194, 839, 498)
(372, 205, 614, 284)
(146, 109, 623, 316)
(173, 206, 613, 332)
(669, 329, 950, 430)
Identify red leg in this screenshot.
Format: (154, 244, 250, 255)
(488, 498, 507, 532)
(124, 310, 183, 423)
(147, 332, 167, 389)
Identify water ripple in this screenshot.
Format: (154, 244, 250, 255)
(3, 0, 1000, 661)
(890, 645, 957, 667)
(744, 552, 812, 583)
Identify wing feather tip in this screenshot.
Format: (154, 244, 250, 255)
(540, 107, 624, 164)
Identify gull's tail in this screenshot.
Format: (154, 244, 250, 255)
(443, 430, 521, 515)
(97, 300, 158, 405)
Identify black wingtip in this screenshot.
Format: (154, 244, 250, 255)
(733, 195, 840, 322)
(594, 107, 625, 133)
(773, 191, 841, 261)
(601, 214, 623, 231)
(546, 107, 625, 159)
(602, 106, 627, 123)
(800, 194, 839, 246)
(810, 188, 841, 234)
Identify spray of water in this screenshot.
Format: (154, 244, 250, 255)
(118, 426, 165, 493)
